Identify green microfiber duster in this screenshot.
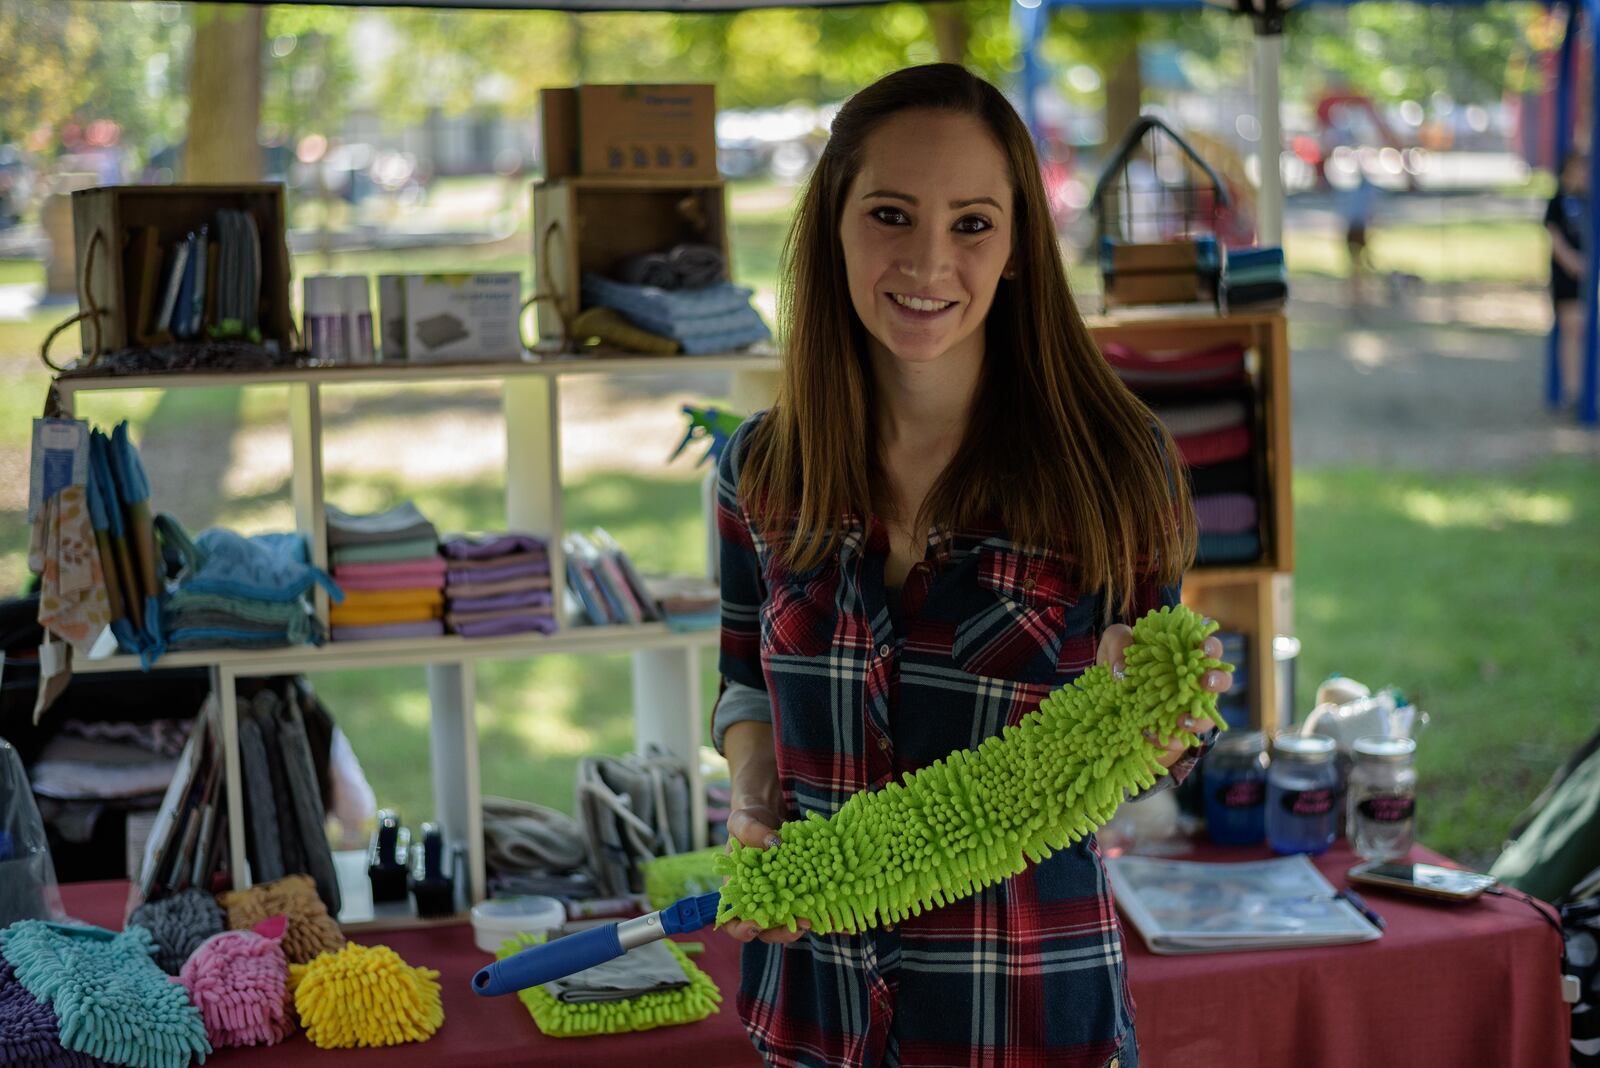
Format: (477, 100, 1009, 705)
(716, 604, 1227, 935)
(642, 847, 726, 910)
(496, 932, 721, 1038)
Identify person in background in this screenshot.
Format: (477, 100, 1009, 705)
(1546, 152, 1589, 409)
(1339, 167, 1380, 307)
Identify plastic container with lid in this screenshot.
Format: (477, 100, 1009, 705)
(1348, 736, 1418, 862)
(470, 895, 567, 954)
(1203, 730, 1270, 846)
(1266, 733, 1339, 856)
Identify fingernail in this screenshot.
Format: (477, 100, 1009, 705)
(798, 919, 812, 931)
(764, 833, 781, 849)
(1205, 671, 1223, 689)
(1112, 664, 1126, 681)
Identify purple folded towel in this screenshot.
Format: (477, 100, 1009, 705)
(451, 615, 559, 638)
(330, 620, 447, 642)
(446, 589, 556, 614)
(444, 559, 551, 587)
(442, 534, 547, 561)
(1194, 493, 1259, 534)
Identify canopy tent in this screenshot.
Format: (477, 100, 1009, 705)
(1015, 0, 1600, 426)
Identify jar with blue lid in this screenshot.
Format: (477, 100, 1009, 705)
(1203, 730, 1269, 846)
(1266, 733, 1339, 856)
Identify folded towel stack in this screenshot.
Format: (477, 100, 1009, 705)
(1105, 342, 1265, 566)
(443, 534, 557, 638)
(160, 525, 332, 653)
(327, 503, 444, 641)
(1221, 246, 1287, 311)
(580, 274, 771, 355)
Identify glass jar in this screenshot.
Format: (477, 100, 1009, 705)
(1347, 736, 1418, 861)
(1203, 730, 1269, 846)
(1266, 733, 1339, 856)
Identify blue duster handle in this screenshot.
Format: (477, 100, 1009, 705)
(471, 891, 720, 997)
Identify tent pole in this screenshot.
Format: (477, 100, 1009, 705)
(1584, 0, 1600, 424)
(1550, 0, 1579, 408)
(1254, 26, 1284, 247)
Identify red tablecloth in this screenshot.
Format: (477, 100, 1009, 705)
(57, 840, 1568, 1068)
(1121, 841, 1570, 1068)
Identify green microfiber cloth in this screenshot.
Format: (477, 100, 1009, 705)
(496, 932, 720, 1038)
(642, 847, 725, 910)
(716, 604, 1228, 935)
(0, 920, 211, 1068)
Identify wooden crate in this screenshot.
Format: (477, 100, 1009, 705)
(531, 177, 728, 345)
(70, 183, 293, 355)
(1086, 310, 1295, 733)
(1086, 310, 1292, 574)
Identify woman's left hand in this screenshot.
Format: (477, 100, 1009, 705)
(1096, 624, 1232, 770)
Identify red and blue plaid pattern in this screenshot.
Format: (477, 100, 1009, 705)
(716, 413, 1195, 1068)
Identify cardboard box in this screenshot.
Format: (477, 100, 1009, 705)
(541, 84, 717, 180)
(377, 273, 523, 362)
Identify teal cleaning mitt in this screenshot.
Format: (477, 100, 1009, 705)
(0, 921, 210, 1068)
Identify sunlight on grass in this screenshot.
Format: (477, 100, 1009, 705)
(1397, 487, 1575, 529)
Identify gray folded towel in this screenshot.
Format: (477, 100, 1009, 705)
(325, 501, 438, 548)
(544, 937, 689, 1004)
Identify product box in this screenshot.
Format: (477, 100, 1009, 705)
(377, 273, 523, 362)
(541, 84, 717, 180)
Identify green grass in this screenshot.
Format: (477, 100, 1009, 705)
(1292, 461, 1600, 869)
(1285, 218, 1547, 284)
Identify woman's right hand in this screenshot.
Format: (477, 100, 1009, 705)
(722, 803, 811, 945)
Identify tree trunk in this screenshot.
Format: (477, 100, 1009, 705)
(185, 5, 264, 183)
(1104, 41, 1144, 149)
(930, 4, 969, 65)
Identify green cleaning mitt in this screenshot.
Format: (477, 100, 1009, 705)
(497, 932, 721, 1037)
(716, 604, 1227, 935)
(642, 847, 725, 910)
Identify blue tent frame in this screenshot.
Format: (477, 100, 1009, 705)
(1015, 0, 1600, 426)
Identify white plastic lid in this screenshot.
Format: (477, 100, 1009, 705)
(470, 895, 566, 954)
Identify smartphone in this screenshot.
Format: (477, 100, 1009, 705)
(1347, 860, 1498, 902)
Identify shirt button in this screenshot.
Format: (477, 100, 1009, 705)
(877, 736, 890, 751)
(1022, 577, 1036, 592)
(878, 643, 891, 658)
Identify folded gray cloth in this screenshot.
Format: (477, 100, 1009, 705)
(325, 501, 438, 548)
(617, 253, 676, 289)
(483, 796, 589, 875)
(544, 937, 689, 1004)
(667, 243, 725, 288)
(1150, 397, 1249, 438)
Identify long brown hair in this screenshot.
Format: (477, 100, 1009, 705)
(741, 63, 1196, 610)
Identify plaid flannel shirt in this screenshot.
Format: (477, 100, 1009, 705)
(715, 413, 1204, 1068)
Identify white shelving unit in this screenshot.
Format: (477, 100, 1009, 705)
(55, 351, 781, 918)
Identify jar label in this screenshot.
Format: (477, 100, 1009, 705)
(1279, 788, 1335, 817)
(1357, 796, 1415, 823)
(1214, 780, 1265, 809)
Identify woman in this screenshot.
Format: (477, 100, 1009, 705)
(1547, 152, 1588, 406)
(712, 64, 1232, 1068)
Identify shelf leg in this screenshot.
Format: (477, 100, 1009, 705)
(427, 660, 484, 904)
(289, 382, 328, 626)
(215, 665, 250, 890)
(503, 376, 564, 623)
(632, 646, 707, 850)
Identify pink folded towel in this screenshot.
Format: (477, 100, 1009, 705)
(333, 572, 447, 593)
(331, 558, 447, 581)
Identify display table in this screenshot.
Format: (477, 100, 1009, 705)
(57, 840, 1566, 1067)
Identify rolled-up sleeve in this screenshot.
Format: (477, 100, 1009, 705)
(712, 415, 771, 756)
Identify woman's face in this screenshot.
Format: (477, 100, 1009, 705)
(839, 109, 1015, 370)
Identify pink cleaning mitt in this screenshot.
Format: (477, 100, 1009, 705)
(177, 915, 292, 1048)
